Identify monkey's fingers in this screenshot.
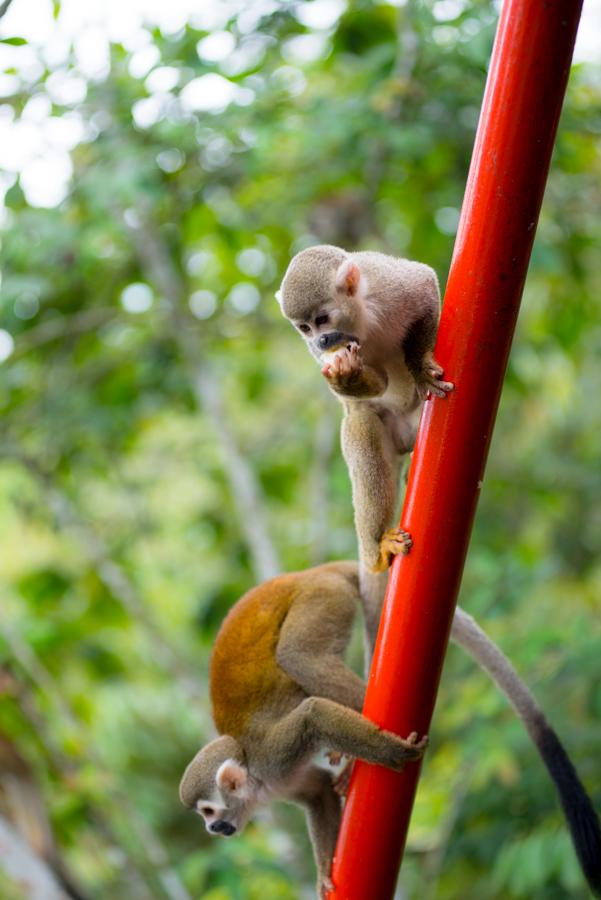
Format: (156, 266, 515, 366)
(418, 378, 454, 400)
(380, 527, 412, 563)
(322, 346, 363, 388)
(348, 342, 362, 366)
(389, 734, 428, 770)
(333, 759, 355, 797)
(426, 359, 444, 378)
(368, 528, 413, 572)
(395, 732, 428, 763)
(429, 378, 454, 397)
(404, 731, 429, 752)
(336, 347, 362, 377)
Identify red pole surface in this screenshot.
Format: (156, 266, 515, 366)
(328, 1, 583, 897)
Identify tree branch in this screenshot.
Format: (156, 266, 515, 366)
(0, 813, 69, 900)
(1, 448, 200, 701)
(2, 638, 193, 900)
(12, 308, 117, 359)
(123, 210, 281, 582)
(3, 669, 156, 900)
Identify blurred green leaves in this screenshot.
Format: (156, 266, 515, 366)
(0, 0, 600, 897)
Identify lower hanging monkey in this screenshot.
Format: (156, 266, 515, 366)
(180, 562, 601, 898)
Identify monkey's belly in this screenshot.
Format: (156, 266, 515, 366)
(373, 401, 422, 455)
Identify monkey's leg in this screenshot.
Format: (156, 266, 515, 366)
(403, 310, 453, 398)
(296, 771, 342, 899)
(341, 404, 407, 575)
(264, 697, 427, 779)
(276, 570, 365, 712)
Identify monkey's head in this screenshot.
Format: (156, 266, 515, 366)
(179, 736, 260, 838)
(277, 245, 367, 361)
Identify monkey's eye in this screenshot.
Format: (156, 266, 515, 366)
(199, 806, 215, 818)
(315, 314, 329, 327)
(298, 324, 311, 334)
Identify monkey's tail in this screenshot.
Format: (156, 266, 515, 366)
(452, 606, 601, 897)
(358, 566, 389, 675)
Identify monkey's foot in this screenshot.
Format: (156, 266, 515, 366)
(320, 875, 335, 899)
(418, 354, 454, 399)
(333, 759, 354, 797)
(370, 527, 412, 572)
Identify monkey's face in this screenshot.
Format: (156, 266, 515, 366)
(180, 739, 261, 839)
(188, 758, 260, 838)
(277, 253, 366, 362)
(294, 309, 361, 364)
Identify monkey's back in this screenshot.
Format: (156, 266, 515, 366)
(210, 573, 301, 738)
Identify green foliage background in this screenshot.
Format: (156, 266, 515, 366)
(1, 1, 600, 897)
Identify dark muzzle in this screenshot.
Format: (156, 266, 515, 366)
(211, 820, 236, 836)
(318, 331, 356, 351)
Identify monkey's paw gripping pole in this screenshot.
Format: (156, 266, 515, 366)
(327, 1, 583, 897)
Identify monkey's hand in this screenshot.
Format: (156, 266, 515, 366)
(322, 345, 386, 398)
(417, 352, 454, 399)
(395, 731, 429, 765)
(369, 527, 412, 573)
(333, 758, 354, 797)
(322, 343, 363, 385)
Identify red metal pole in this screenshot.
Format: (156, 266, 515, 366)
(328, 1, 583, 897)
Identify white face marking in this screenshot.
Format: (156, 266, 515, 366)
(195, 789, 224, 828)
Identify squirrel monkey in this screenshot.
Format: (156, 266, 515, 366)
(180, 563, 601, 898)
(180, 562, 426, 898)
(277, 245, 453, 655)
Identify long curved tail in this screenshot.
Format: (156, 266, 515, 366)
(451, 606, 601, 897)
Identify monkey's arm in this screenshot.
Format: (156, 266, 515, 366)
(255, 697, 426, 785)
(402, 310, 453, 399)
(322, 344, 387, 399)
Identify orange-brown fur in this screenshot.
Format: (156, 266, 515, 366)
(210, 573, 302, 737)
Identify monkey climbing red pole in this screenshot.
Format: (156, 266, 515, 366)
(327, 0, 584, 897)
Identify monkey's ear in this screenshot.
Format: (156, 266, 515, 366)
(216, 759, 249, 797)
(335, 260, 361, 297)
(274, 289, 283, 306)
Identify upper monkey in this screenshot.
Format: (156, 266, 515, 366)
(278, 245, 453, 656)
